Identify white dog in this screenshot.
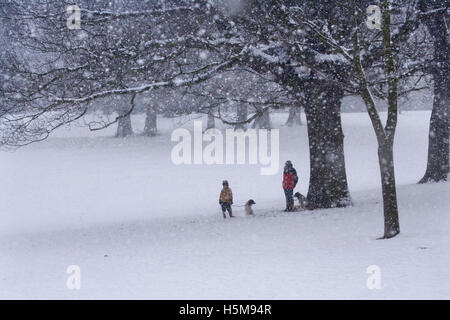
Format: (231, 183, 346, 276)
(294, 192, 308, 211)
(244, 199, 256, 216)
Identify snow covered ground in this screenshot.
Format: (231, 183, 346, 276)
(0, 111, 449, 299)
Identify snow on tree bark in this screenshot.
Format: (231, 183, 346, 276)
(304, 81, 351, 209)
(419, 0, 449, 183)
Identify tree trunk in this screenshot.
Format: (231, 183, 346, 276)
(206, 110, 215, 129)
(304, 81, 351, 209)
(115, 104, 133, 138)
(252, 108, 271, 129)
(285, 107, 302, 126)
(358, 72, 402, 239)
(143, 104, 157, 136)
(419, 5, 449, 183)
(419, 87, 449, 183)
(235, 104, 248, 129)
(378, 142, 400, 238)
(272, 61, 351, 209)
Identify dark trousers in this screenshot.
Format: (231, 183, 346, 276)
(221, 202, 232, 215)
(284, 189, 294, 210)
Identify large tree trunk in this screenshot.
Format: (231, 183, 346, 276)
(304, 81, 351, 209)
(272, 61, 351, 209)
(116, 114, 133, 137)
(285, 107, 302, 126)
(419, 88, 449, 183)
(143, 103, 157, 136)
(419, 4, 449, 183)
(115, 102, 133, 138)
(378, 142, 400, 238)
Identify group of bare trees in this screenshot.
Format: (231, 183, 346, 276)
(0, 0, 448, 239)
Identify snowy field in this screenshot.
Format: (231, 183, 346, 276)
(0, 111, 449, 299)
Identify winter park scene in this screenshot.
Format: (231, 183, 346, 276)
(0, 1, 448, 300)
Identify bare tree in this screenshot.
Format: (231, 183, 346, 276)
(286, 0, 433, 238)
(0, 0, 236, 146)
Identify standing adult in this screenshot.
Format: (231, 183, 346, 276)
(282, 161, 298, 212)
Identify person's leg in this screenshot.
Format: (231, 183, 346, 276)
(227, 203, 233, 217)
(221, 203, 227, 218)
(284, 189, 290, 211)
(287, 189, 294, 211)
